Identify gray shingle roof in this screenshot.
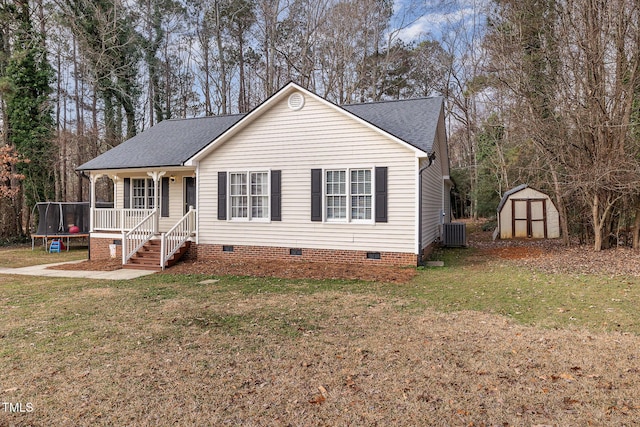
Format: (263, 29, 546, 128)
(77, 95, 443, 171)
(342, 97, 443, 154)
(77, 114, 245, 171)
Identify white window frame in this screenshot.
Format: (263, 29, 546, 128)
(325, 170, 347, 221)
(228, 170, 270, 221)
(323, 167, 374, 223)
(131, 178, 155, 209)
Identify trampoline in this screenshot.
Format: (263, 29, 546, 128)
(31, 202, 91, 251)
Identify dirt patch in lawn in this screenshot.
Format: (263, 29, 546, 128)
(164, 258, 417, 283)
(50, 256, 416, 283)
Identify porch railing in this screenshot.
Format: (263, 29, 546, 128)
(160, 207, 196, 270)
(122, 209, 157, 264)
(93, 208, 154, 232)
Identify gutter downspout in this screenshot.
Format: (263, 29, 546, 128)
(417, 152, 437, 266)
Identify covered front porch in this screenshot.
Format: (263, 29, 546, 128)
(88, 169, 197, 270)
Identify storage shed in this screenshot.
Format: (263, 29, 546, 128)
(497, 184, 560, 239)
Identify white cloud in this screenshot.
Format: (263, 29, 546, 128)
(391, 2, 481, 43)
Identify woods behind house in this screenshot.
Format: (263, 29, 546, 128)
(1, 0, 639, 250)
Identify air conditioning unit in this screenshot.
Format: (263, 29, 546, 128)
(442, 222, 467, 247)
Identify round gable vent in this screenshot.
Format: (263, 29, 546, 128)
(287, 92, 305, 111)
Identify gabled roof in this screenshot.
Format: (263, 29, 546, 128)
(78, 83, 444, 171)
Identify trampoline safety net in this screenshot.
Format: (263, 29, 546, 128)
(34, 202, 90, 235)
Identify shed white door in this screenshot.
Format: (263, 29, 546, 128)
(511, 198, 547, 238)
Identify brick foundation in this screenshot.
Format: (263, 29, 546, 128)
(90, 236, 122, 260)
(90, 235, 418, 266)
(196, 243, 418, 266)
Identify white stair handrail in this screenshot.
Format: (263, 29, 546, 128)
(160, 207, 196, 270)
(122, 209, 157, 264)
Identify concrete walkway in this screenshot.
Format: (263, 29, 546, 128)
(0, 260, 157, 280)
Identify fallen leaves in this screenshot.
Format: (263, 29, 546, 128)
(308, 385, 328, 404)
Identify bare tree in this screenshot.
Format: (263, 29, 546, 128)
(486, 0, 640, 250)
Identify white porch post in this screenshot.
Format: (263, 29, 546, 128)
(111, 175, 119, 208)
(111, 175, 120, 230)
(89, 173, 103, 232)
(147, 171, 166, 234)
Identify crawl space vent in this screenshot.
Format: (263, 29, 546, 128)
(288, 92, 305, 110)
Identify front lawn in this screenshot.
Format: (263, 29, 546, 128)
(0, 245, 87, 268)
(1, 246, 639, 425)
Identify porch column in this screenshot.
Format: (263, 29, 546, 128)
(89, 173, 103, 232)
(111, 175, 119, 208)
(147, 171, 166, 234)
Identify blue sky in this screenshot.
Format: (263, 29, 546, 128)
(391, 0, 484, 43)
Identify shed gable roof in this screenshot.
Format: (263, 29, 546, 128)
(78, 83, 444, 171)
(497, 184, 529, 214)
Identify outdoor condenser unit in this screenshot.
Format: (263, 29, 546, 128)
(442, 222, 467, 247)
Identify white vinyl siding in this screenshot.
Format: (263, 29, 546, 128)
(420, 117, 449, 250)
(197, 93, 419, 253)
(421, 156, 443, 249)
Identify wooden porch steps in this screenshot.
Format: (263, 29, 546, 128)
(123, 240, 191, 271)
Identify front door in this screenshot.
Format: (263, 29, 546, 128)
(511, 198, 547, 238)
(184, 177, 196, 214)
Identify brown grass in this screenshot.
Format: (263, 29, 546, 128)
(0, 245, 87, 268)
(1, 275, 639, 426)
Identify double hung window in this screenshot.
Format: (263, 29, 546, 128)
(229, 171, 269, 220)
(325, 169, 372, 222)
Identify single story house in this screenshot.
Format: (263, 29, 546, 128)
(77, 82, 452, 269)
(497, 184, 560, 239)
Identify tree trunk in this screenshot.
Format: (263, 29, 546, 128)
(551, 168, 570, 245)
(214, 0, 227, 115)
(592, 194, 603, 251)
(633, 205, 640, 249)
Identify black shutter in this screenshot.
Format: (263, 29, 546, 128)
(123, 178, 131, 208)
(271, 170, 282, 221)
(217, 172, 227, 220)
(311, 168, 322, 221)
(375, 167, 388, 223)
(161, 177, 169, 217)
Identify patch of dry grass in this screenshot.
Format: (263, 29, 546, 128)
(0, 246, 87, 268)
(1, 274, 639, 426)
